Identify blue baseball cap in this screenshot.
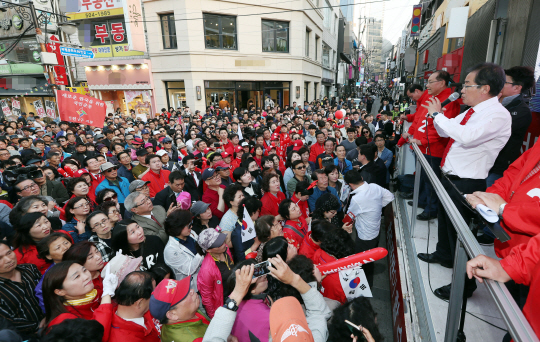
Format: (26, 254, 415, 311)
(141, 129, 150, 134)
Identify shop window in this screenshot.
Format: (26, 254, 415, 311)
(165, 81, 186, 109)
(262, 20, 289, 53)
(160, 14, 177, 49)
(203, 14, 237, 50)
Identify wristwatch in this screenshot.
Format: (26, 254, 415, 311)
(431, 112, 441, 118)
(224, 297, 238, 312)
(498, 203, 507, 220)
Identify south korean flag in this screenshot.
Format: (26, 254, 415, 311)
(339, 266, 372, 300)
(241, 206, 257, 243)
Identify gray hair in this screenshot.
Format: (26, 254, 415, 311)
(17, 195, 49, 214)
(124, 191, 143, 212)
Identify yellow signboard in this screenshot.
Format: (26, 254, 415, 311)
(65, 83, 90, 96)
(67, 8, 124, 20)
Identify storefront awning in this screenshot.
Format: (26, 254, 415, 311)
(79, 59, 153, 90)
(340, 53, 353, 65)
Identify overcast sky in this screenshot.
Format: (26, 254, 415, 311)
(377, 0, 422, 44)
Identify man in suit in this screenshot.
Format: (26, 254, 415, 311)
(125, 191, 168, 244)
(378, 99, 393, 113)
(154, 171, 185, 210)
(181, 154, 203, 201)
(34, 168, 70, 204)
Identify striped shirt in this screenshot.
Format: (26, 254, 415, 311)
(0, 264, 44, 335)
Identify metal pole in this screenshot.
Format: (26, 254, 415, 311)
(444, 239, 468, 342)
(410, 156, 421, 237)
(28, 1, 57, 90)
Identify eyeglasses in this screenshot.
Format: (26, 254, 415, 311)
(103, 194, 118, 202)
(74, 200, 91, 209)
(18, 182, 39, 192)
(462, 84, 483, 90)
(505, 81, 518, 86)
(136, 185, 149, 191)
(132, 196, 151, 208)
(295, 165, 306, 170)
(92, 217, 109, 229)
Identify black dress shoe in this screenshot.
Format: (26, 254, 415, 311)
(417, 211, 437, 221)
(434, 283, 477, 301)
(417, 253, 453, 268)
(401, 192, 414, 199)
(476, 234, 495, 246)
(407, 201, 426, 209)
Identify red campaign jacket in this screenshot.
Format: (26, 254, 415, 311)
(397, 90, 431, 147)
(312, 249, 346, 304)
(222, 140, 235, 156)
(48, 302, 113, 342)
(291, 194, 309, 221)
(411, 88, 461, 157)
(283, 217, 308, 250)
(309, 142, 325, 163)
(298, 231, 320, 264)
(197, 248, 234, 319)
(108, 305, 160, 342)
(260, 192, 286, 217)
(500, 233, 540, 339)
(14, 245, 52, 274)
(488, 141, 540, 258)
(141, 169, 171, 198)
(88, 172, 103, 203)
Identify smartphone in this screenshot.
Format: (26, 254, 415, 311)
(253, 260, 272, 278)
(343, 212, 356, 224)
(213, 142, 221, 147)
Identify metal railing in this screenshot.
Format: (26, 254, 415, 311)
(401, 142, 538, 342)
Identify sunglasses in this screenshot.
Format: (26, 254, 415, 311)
(295, 165, 306, 170)
(103, 194, 118, 202)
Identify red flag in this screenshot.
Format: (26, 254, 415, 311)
(57, 90, 106, 127)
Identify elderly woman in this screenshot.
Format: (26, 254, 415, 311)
(312, 192, 342, 227)
(97, 201, 123, 226)
(86, 211, 114, 262)
(163, 209, 203, 288)
(278, 199, 309, 250)
(190, 201, 220, 235)
(9, 195, 64, 232)
(253, 215, 283, 263)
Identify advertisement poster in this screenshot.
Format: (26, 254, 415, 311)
(0, 99, 12, 116)
(11, 99, 21, 116)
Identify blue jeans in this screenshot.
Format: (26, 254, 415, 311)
(482, 172, 503, 238)
(418, 154, 442, 215)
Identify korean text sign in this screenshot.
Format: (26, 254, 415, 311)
(57, 90, 106, 127)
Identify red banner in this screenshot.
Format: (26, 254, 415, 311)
(57, 90, 106, 127)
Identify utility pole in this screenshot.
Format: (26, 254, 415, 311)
(28, 1, 56, 90)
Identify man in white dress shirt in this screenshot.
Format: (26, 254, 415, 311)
(417, 62, 511, 300)
(344, 169, 394, 287)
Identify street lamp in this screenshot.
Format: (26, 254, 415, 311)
(58, 22, 78, 36)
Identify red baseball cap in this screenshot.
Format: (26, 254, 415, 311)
(272, 133, 280, 140)
(150, 276, 192, 322)
(221, 152, 230, 159)
(203, 147, 212, 154)
(293, 141, 304, 151)
(132, 137, 143, 145)
(234, 145, 243, 153)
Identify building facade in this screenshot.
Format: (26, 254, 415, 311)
(320, 0, 340, 98)
(143, 0, 323, 112)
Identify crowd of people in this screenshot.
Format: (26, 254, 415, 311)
(0, 61, 537, 342)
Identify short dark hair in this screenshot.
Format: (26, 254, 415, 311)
(226, 259, 258, 301)
(434, 70, 451, 86)
(321, 228, 354, 259)
(242, 196, 262, 217)
(344, 169, 364, 185)
(164, 210, 192, 236)
(407, 84, 423, 93)
(469, 62, 506, 96)
(315, 130, 325, 138)
(311, 219, 335, 243)
(358, 144, 375, 162)
(116, 151, 129, 161)
(169, 170, 185, 183)
(232, 167, 249, 182)
(346, 127, 356, 133)
(223, 183, 244, 208)
(294, 180, 314, 197)
(374, 134, 385, 141)
(505, 66, 535, 94)
(41, 318, 104, 342)
(47, 151, 60, 160)
(261, 173, 279, 193)
(115, 271, 154, 306)
(255, 215, 274, 242)
(277, 199, 294, 220)
(62, 241, 95, 265)
(145, 154, 160, 165)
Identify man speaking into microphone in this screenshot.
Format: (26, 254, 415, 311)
(418, 63, 511, 300)
(408, 70, 461, 221)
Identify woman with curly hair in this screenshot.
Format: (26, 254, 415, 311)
(311, 192, 341, 227)
(328, 297, 382, 342)
(312, 228, 354, 304)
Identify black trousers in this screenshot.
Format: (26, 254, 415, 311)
(355, 233, 380, 289)
(433, 176, 486, 263)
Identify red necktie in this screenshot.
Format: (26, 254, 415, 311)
(441, 108, 474, 167)
(151, 215, 162, 227)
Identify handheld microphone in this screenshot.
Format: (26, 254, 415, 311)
(440, 92, 460, 107)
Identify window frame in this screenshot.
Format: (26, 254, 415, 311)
(261, 19, 290, 53)
(305, 28, 310, 57)
(203, 13, 238, 50)
(160, 13, 177, 50)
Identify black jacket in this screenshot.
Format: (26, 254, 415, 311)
(71, 151, 88, 166)
(45, 180, 70, 205)
(490, 95, 532, 175)
(359, 161, 385, 188)
(182, 169, 203, 201)
(153, 186, 177, 210)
